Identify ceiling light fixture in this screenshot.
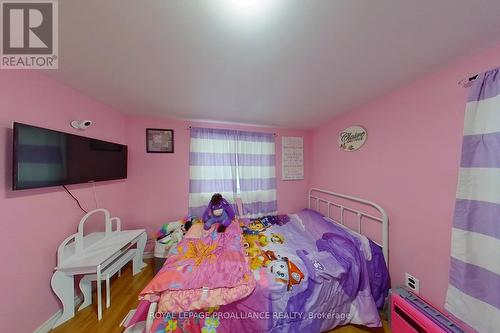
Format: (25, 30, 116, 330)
(211, 0, 282, 28)
(224, 0, 276, 17)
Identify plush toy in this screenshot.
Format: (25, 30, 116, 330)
(156, 216, 197, 240)
(242, 234, 274, 270)
(182, 215, 197, 233)
(202, 193, 235, 232)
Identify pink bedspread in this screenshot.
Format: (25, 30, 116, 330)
(139, 221, 255, 313)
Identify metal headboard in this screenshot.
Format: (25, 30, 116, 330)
(308, 188, 389, 266)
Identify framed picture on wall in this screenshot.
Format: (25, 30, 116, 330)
(146, 128, 174, 153)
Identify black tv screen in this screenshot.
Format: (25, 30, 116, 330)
(13, 122, 127, 190)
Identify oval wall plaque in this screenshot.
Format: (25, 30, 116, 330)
(338, 126, 367, 151)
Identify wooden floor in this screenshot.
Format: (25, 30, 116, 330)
(50, 259, 391, 333)
(51, 260, 155, 333)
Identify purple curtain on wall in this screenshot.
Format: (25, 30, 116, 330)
(188, 128, 276, 218)
(236, 131, 277, 217)
(188, 128, 238, 217)
(445, 68, 500, 332)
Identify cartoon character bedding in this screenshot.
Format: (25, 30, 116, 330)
(140, 221, 256, 312)
(125, 209, 389, 333)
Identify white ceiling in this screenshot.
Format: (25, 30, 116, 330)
(48, 0, 500, 128)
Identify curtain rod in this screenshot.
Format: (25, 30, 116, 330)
(188, 126, 277, 136)
(458, 74, 478, 88)
(459, 65, 500, 88)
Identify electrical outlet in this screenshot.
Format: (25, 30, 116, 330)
(405, 272, 420, 294)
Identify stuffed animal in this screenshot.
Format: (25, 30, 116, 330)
(243, 234, 274, 270)
(202, 193, 235, 232)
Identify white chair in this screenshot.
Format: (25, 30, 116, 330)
(65, 209, 136, 318)
(52, 208, 147, 325)
(79, 248, 136, 310)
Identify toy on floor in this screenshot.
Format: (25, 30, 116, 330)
(202, 193, 235, 233)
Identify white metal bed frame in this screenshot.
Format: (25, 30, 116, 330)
(123, 189, 389, 332)
(308, 188, 389, 266)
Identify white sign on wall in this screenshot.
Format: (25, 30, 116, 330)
(338, 126, 367, 151)
(282, 136, 304, 180)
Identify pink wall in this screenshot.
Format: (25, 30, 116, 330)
(0, 71, 128, 333)
(0, 71, 310, 331)
(124, 116, 311, 232)
(310, 42, 500, 309)
(5, 41, 500, 332)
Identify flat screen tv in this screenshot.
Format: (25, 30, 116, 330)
(13, 122, 127, 190)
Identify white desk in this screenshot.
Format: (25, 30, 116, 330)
(50, 209, 147, 328)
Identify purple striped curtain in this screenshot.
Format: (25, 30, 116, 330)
(188, 128, 238, 217)
(445, 68, 500, 332)
(188, 128, 276, 218)
(236, 131, 276, 217)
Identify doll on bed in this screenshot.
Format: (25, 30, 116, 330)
(202, 193, 235, 233)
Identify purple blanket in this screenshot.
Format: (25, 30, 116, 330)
(130, 209, 389, 333)
(295, 209, 389, 308)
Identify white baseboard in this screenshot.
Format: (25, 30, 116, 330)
(33, 295, 82, 333)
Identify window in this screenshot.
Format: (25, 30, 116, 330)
(189, 127, 276, 218)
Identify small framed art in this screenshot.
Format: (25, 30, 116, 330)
(146, 128, 174, 153)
